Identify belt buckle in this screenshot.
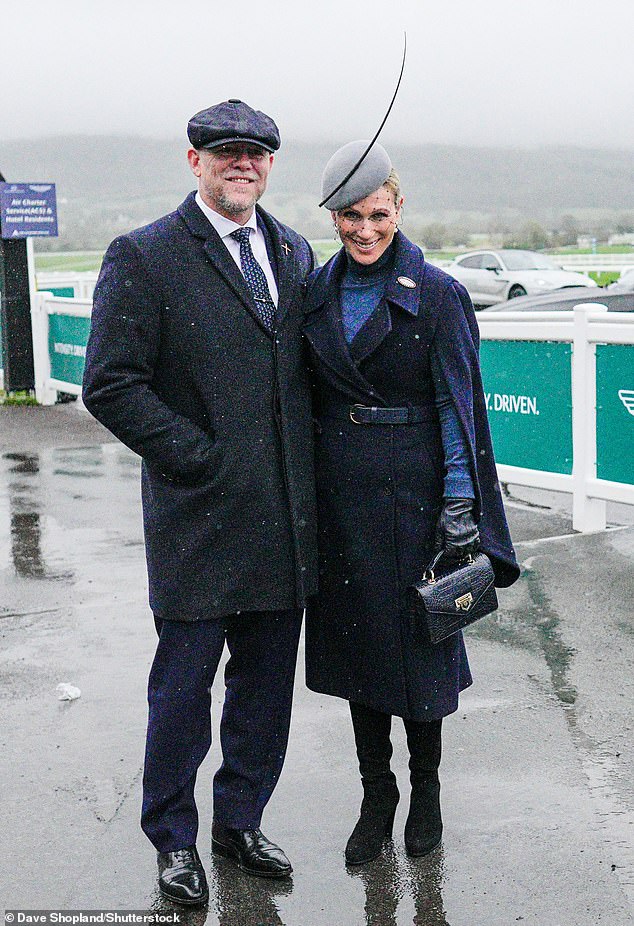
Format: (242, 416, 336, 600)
(349, 404, 366, 424)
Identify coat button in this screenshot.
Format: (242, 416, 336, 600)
(383, 484, 393, 497)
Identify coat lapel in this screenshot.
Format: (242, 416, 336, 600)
(177, 193, 273, 335)
(348, 300, 392, 363)
(304, 249, 386, 401)
(383, 232, 425, 318)
(350, 232, 425, 363)
(304, 232, 427, 396)
(256, 206, 295, 327)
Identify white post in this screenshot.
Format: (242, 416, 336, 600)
(25, 238, 38, 310)
(26, 238, 40, 397)
(27, 240, 59, 404)
(571, 303, 608, 532)
(30, 292, 57, 406)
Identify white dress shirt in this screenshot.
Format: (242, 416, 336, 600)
(195, 192, 279, 306)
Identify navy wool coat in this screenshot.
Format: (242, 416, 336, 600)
(83, 192, 318, 621)
(303, 231, 519, 720)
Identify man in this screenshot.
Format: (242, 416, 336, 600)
(83, 100, 317, 906)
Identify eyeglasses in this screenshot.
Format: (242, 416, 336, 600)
(210, 143, 268, 162)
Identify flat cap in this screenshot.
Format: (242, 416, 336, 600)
(187, 99, 280, 152)
(321, 140, 392, 210)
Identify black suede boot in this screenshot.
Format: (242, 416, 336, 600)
(403, 718, 443, 857)
(345, 702, 400, 865)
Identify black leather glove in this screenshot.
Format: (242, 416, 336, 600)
(434, 498, 480, 561)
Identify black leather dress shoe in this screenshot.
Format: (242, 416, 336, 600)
(211, 822, 292, 878)
(157, 846, 209, 906)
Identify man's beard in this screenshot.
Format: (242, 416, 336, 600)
(215, 187, 259, 216)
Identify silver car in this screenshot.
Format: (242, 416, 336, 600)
(447, 249, 597, 306)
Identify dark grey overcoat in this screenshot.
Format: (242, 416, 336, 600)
(303, 232, 519, 720)
(83, 192, 318, 621)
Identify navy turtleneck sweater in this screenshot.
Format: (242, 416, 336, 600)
(341, 245, 474, 500)
(340, 245, 394, 342)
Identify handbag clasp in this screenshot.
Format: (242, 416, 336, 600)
(455, 592, 474, 611)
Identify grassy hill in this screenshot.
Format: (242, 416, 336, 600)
(1, 136, 633, 249)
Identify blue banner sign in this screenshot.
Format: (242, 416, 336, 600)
(0, 182, 58, 238)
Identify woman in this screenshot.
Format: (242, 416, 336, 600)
(304, 140, 519, 865)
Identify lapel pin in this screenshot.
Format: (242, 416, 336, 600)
(397, 276, 416, 289)
(282, 242, 292, 255)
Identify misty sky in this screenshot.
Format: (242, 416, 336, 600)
(4, 0, 634, 149)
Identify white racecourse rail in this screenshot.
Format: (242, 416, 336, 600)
(36, 271, 98, 299)
(478, 304, 634, 531)
(31, 293, 92, 403)
(31, 294, 634, 533)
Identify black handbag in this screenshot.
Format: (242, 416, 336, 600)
(410, 550, 498, 644)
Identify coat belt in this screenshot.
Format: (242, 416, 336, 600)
(320, 404, 432, 425)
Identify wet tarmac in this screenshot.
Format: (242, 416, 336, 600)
(1, 402, 633, 924)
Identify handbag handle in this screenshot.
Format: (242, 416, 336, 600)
(423, 549, 473, 584)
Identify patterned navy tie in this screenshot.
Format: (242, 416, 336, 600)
(230, 227, 276, 331)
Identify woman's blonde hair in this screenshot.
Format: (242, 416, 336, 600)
(383, 168, 402, 206)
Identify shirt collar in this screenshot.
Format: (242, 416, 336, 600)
(195, 192, 258, 239)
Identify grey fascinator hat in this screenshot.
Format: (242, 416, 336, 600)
(320, 140, 392, 211)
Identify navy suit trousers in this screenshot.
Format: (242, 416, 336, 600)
(141, 608, 303, 852)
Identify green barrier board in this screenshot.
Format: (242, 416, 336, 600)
(596, 344, 634, 485)
(479, 340, 573, 474)
(46, 286, 75, 298)
(48, 313, 91, 387)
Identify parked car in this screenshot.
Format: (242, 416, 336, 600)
(480, 288, 633, 312)
(447, 249, 597, 306)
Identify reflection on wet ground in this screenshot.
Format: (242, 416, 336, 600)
(211, 858, 293, 926)
(146, 848, 451, 926)
(0, 444, 140, 590)
(520, 561, 578, 707)
(5, 453, 47, 578)
(148, 857, 294, 926)
(349, 846, 404, 925)
(347, 846, 449, 926)
(470, 526, 634, 911)
(11, 511, 47, 578)
(1, 419, 633, 921)
(470, 560, 578, 711)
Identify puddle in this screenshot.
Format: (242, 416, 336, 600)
(499, 559, 634, 906)
(0, 445, 140, 582)
(521, 565, 577, 707)
(11, 511, 47, 578)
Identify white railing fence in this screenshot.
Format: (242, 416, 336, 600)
(551, 254, 634, 273)
(478, 304, 634, 532)
(31, 292, 92, 405)
(28, 295, 634, 534)
(36, 271, 98, 299)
